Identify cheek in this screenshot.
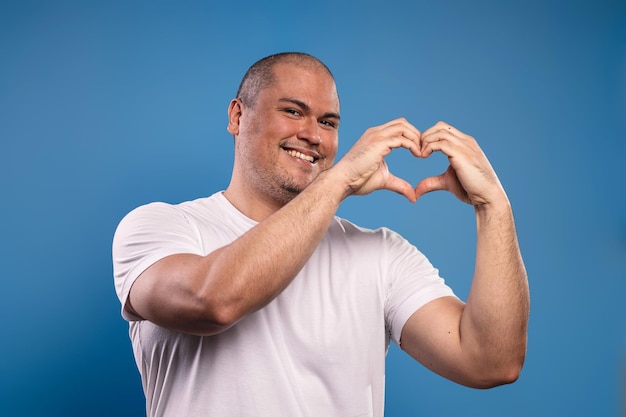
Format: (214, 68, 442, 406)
(322, 134, 339, 161)
(274, 119, 300, 138)
(260, 115, 299, 142)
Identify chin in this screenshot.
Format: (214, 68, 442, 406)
(278, 181, 308, 202)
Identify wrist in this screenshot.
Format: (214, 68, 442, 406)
(474, 194, 513, 221)
(306, 169, 348, 207)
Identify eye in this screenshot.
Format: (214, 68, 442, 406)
(284, 108, 301, 117)
(320, 119, 337, 129)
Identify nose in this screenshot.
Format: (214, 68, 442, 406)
(297, 118, 321, 145)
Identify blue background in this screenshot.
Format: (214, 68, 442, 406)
(1, 1, 625, 416)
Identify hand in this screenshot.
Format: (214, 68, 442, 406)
(415, 121, 507, 207)
(331, 118, 422, 202)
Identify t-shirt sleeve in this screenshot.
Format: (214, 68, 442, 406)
(382, 228, 457, 346)
(112, 202, 203, 321)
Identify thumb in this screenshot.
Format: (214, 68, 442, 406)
(386, 174, 418, 203)
(415, 165, 471, 203)
(414, 172, 448, 200)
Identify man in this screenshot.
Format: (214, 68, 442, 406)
(113, 52, 529, 417)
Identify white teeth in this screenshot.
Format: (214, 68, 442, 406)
(286, 149, 315, 163)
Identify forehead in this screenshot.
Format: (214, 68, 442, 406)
(262, 63, 340, 110)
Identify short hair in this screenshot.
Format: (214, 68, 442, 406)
(235, 52, 334, 108)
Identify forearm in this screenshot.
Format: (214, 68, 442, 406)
(188, 170, 347, 331)
(129, 170, 348, 335)
(460, 199, 529, 379)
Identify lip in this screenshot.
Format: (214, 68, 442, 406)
(281, 146, 321, 164)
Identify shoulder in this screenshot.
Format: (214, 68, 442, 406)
(116, 193, 225, 230)
(123, 200, 180, 219)
(115, 201, 189, 236)
(112, 197, 208, 250)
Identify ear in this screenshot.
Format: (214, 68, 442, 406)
(227, 99, 243, 135)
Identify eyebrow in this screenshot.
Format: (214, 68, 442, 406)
(278, 97, 341, 120)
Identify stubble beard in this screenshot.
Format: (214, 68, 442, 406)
(236, 132, 322, 206)
(272, 173, 309, 205)
(240, 159, 305, 207)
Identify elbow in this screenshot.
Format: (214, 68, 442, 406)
(194, 286, 262, 336)
(184, 311, 238, 337)
(195, 305, 243, 336)
(203, 303, 243, 332)
(470, 354, 526, 389)
(182, 294, 244, 336)
(481, 363, 523, 388)
(504, 354, 526, 384)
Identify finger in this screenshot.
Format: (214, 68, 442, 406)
(373, 118, 422, 155)
(385, 174, 418, 203)
(415, 166, 471, 203)
(420, 122, 470, 155)
(369, 126, 422, 158)
(421, 121, 464, 138)
(389, 134, 423, 158)
(379, 117, 422, 139)
(414, 174, 447, 200)
(419, 131, 460, 157)
(421, 125, 478, 159)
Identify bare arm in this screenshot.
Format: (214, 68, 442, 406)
(127, 119, 422, 336)
(127, 172, 345, 335)
(400, 122, 529, 388)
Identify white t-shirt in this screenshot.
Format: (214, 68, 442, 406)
(112, 192, 456, 417)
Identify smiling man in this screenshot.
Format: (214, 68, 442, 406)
(113, 52, 529, 417)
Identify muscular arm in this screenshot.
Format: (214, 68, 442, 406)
(126, 119, 422, 336)
(401, 200, 528, 388)
(127, 171, 345, 335)
(400, 122, 529, 388)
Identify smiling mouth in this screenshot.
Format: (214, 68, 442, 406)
(285, 149, 317, 163)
